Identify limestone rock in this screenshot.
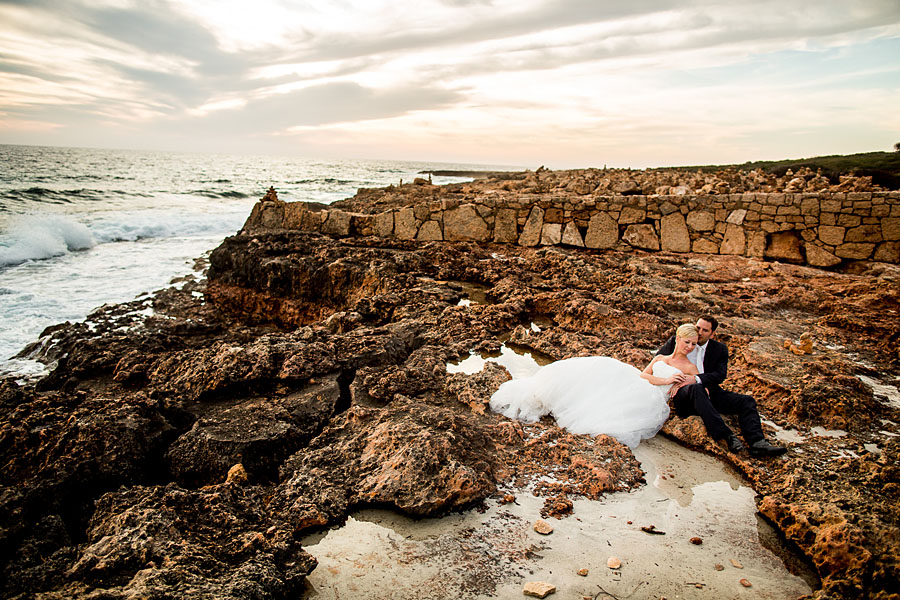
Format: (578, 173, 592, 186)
(561, 222, 585, 247)
(613, 179, 640, 194)
(747, 230, 766, 258)
(874, 241, 900, 263)
(444, 204, 489, 242)
(524, 581, 556, 598)
(687, 211, 716, 231)
(623, 224, 660, 250)
(395, 207, 417, 240)
(584, 212, 618, 249)
(416, 220, 443, 241)
(660, 212, 691, 253)
(519, 206, 545, 247)
(494, 208, 519, 243)
(883, 217, 900, 241)
(619, 206, 646, 224)
(726, 209, 747, 225)
(835, 242, 875, 260)
(533, 519, 554, 534)
(720, 223, 746, 255)
(693, 238, 719, 254)
(322, 209, 351, 236)
(374, 210, 394, 237)
(540, 223, 562, 245)
(806, 244, 842, 267)
(764, 232, 804, 263)
(845, 224, 883, 243)
(818, 225, 845, 245)
(226, 463, 248, 484)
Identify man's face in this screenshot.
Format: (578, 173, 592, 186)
(696, 319, 714, 345)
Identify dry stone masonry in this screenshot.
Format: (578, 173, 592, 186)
(244, 173, 900, 268)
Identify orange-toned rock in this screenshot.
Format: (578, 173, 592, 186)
(533, 519, 554, 535)
(523, 581, 556, 598)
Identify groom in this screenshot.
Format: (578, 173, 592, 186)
(658, 315, 786, 457)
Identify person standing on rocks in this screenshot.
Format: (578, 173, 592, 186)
(658, 315, 787, 457)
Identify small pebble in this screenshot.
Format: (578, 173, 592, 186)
(690, 537, 703, 545)
(503, 494, 516, 503)
(740, 578, 752, 588)
(714, 564, 725, 571)
(576, 568, 589, 577)
(533, 519, 554, 535)
(730, 558, 744, 569)
(607, 556, 621, 569)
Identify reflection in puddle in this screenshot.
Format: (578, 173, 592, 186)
(811, 426, 847, 438)
(446, 343, 553, 379)
(445, 280, 491, 307)
(762, 419, 805, 443)
(858, 374, 900, 409)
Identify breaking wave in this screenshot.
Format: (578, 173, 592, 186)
(0, 215, 95, 267)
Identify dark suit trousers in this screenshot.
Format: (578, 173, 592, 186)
(672, 384, 764, 444)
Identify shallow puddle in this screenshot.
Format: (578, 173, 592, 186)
(446, 343, 553, 378)
(300, 435, 814, 599)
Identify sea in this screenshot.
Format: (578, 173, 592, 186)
(0, 144, 517, 380)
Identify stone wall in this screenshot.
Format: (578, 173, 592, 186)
(244, 190, 900, 267)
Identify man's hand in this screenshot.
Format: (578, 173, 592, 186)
(667, 374, 693, 399)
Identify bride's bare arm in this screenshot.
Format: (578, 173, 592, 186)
(640, 356, 678, 386)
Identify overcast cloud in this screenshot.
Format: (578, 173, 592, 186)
(1, 0, 898, 167)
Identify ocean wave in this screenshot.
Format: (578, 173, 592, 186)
(0, 215, 95, 267)
(0, 187, 122, 205)
(289, 178, 360, 185)
(185, 189, 251, 199)
(88, 209, 246, 244)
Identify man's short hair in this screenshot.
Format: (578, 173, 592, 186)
(698, 314, 719, 331)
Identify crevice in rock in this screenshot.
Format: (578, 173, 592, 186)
(334, 368, 356, 415)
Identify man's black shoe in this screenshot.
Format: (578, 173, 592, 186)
(749, 439, 787, 457)
(725, 434, 745, 453)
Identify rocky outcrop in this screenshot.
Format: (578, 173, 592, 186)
(2, 180, 899, 598)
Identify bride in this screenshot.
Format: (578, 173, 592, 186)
(489, 324, 700, 448)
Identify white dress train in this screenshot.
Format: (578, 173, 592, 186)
(489, 357, 676, 448)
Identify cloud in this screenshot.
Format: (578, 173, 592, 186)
(1, 0, 899, 165)
(173, 81, 465, 135)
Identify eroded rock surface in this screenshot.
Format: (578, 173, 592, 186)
(2, 180, 899, 599)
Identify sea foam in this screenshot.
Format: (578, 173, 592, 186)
(0, 215, 95, 267)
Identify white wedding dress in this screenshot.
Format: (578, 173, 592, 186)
(489, 357, 676, 448)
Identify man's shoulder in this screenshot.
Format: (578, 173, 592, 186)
(708, 338, 728, 353)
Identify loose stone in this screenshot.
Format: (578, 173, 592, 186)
(740, 578, 752, 588)
(607, 556, 622, 569)
(690, 536, 703, 545)
(523, 581, 556, 598)
(533, 519, 554, 535)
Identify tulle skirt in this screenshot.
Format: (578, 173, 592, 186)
(489, 356, 670, 448)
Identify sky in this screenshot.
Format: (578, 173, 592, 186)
(1, 0, 899, 169)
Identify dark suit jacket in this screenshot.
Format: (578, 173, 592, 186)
(657, 336, 729, 394)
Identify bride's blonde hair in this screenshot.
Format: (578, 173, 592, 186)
(676, 323, 699, 339)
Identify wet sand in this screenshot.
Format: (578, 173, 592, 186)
(300, 436, 815, 599)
